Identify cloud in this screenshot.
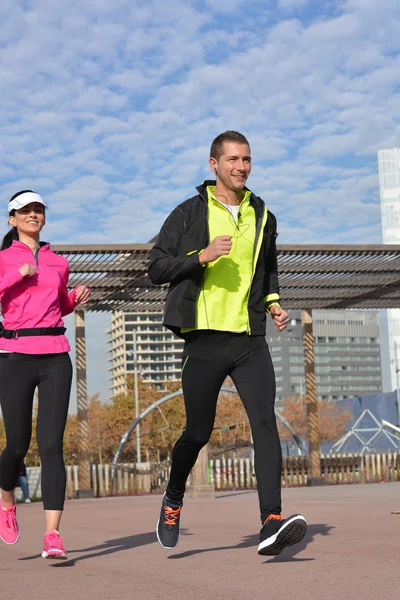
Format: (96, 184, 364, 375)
(278, 0, 315, 10)
(1, 0, 399, 403)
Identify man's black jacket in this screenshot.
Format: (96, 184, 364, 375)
(148, 181, 280, 338)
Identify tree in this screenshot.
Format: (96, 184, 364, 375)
(278, 396, 352, 444)
(209, 383, 250, 456)
(63, 413, 78, 465)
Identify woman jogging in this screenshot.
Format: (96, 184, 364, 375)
(0, 190, 90, 559)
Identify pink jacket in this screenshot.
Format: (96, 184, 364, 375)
(0, 241, 79, 354)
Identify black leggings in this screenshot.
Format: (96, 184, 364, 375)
(166, 331, 282, 523)
(0, 352, 72, 510)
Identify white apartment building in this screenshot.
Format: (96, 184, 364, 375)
(378, 148, 400, 391)
(107, 311, 184, 396)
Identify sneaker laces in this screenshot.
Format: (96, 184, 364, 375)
(163, 505, 181, 526)
(46, 530, 65, 549)
(4, 509, 17, 531)
(263, 514, 284, 525)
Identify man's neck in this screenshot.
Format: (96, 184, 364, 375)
(213, 182, 243, 206)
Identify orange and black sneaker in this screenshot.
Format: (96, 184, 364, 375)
(258, 513, 307, 556)
(156, 494, 183, 549)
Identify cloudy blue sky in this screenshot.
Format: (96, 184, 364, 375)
(1, 0, 399, 409)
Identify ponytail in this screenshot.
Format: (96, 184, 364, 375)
(1, 225, 19, 250)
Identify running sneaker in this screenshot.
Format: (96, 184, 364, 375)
(156, 494, 182, 549)
(42, 530, 68, 559)
(0, 501, 19, 545)
(258, 513, 307, 556)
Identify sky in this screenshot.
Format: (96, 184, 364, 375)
(1, 0, 399, 410)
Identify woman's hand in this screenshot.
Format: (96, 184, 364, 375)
(18, 264, 36, 278)
(75, 285, 91, 305)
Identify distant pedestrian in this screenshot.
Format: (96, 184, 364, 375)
(0, 190, 90, 559)
(16, 462, 31, 503)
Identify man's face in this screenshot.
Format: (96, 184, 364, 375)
(209, 141, 251, 191)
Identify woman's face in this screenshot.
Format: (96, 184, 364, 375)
(9, 202, 46, 236)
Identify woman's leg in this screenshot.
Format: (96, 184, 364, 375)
(0, 357, 36, 507)
(36, 353, 72, 533)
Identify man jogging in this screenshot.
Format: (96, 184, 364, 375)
(148, 131, 306, 556)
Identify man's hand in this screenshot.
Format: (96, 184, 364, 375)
(199, 235, 232, 264)
(18, 264, 36, 278)
(270, 305, 289, 332)
(75, 286, 91, 305)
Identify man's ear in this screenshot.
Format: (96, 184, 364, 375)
(209, 157, 217, 174)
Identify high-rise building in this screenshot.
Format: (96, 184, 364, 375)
(267, 310, 382, 403)
(107, 308, 382, 403)
(378, 148, 400, 391)
(107, 311, 184, 397)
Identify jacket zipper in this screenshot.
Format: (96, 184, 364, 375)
(194, 193, 209, 329)
(197, 189, 267, 334)
(246, 204, 268, 335)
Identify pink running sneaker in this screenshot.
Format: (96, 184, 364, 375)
(42, 530, 67, 559)
(0, 501, 19, 545)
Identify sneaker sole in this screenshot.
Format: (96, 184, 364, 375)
(258, 516, 307, 556)
(156, 517, 180, 550)
(42, 550, 67, 560)
(0, 532, 19, 545)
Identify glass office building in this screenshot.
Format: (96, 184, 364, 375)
(267, 310, 382, 404)
(378, 148, 400, 391)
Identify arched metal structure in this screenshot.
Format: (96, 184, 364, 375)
(111, 386, 305, 492)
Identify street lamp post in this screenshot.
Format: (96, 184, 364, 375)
(132, 330, 141, 464)
(127, 331, 141, 464)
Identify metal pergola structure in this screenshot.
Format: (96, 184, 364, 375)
(56, 243, 400, 312)
(54, 243, 400, 493)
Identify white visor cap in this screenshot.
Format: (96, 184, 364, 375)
(8, 192, 47, 213)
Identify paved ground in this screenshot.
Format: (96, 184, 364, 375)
(1, 483, 399, 600)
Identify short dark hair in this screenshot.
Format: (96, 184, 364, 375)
(210, 131, 250, 160)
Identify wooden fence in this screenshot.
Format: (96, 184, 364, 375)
(22, 452, 400, 500)
(65, 462, 155, 498)
(209, 452, 400, 490)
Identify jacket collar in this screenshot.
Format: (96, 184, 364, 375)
(11, 240, 50, 252)
(196, 180, 264, 217)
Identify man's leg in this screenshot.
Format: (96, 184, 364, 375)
(230, 335, 281, 521)
(166, 365, 225, 502)
(230, 335, 306, 555)
(157, 331, 229, 549)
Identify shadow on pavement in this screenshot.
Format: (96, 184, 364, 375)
(17, 523, 333, 565)
(168, 523, 334, 561)
(263, 523, 333, 563)
(215, 491, 255, 500)
(19, 529, 192, 567)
